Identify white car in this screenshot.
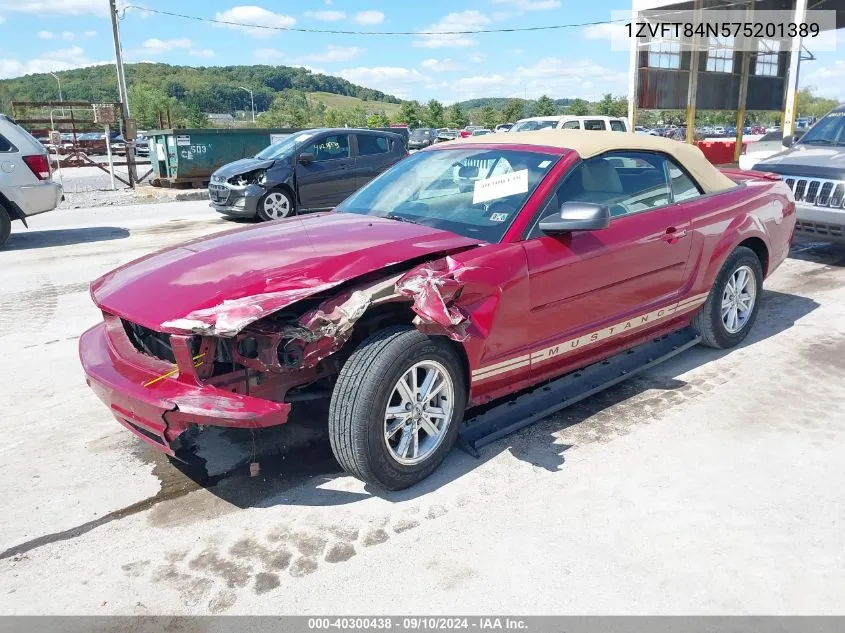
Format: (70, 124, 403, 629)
(510, 115, 629, 133)
(739, 129, 806, 171)
(0, 114, 63, 248)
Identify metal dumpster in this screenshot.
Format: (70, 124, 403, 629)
(146, 128, 298, 187)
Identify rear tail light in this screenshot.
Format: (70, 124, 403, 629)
(22, 154, 50, 180)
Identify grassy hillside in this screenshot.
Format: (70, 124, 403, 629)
(0, 63, 401, 117)
(307, 92, 402, 116)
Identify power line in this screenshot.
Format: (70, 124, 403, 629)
(121, 5, 633, 35)
(121, 2, 766, 37)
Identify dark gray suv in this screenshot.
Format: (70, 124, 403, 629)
(208, 128, 407, 221)
(752, 104, 845, 244)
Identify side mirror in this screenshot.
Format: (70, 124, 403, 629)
(539, 202, 611, 234)
(457, 164, 479, 179)
(298, 152, 315, 165)
(782, 135, 794, 148)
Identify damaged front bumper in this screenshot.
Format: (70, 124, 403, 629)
(79, 321, 291, 454)
(208, 182, 263, 218)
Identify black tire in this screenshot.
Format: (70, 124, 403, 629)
(256, 188, 294, 221)
(693, 246, 763, 349)
(0, 205, 11, 249)
(328, 326, 467, 490)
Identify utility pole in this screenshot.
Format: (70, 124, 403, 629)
(49, 72, 64, 117)
(109, 0, 135, 186)
(239, 87, 255, 122)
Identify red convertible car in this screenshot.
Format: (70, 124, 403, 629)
(80, 130, 796, 489)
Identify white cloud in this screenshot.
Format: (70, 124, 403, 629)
(582, 23, 628, 46)
(0, 0, 107, 16)
(448, 57, 628, 102)
(214, 6, 296, 38)
(354, 10, 384, 25)
(301, 45, 364, 63)
(37, 30, 53, 39)
(61, 30, 75, 41)
(491, 0, 561, 10)
(131, 38, 192, 57)
(338, 66, 435, 100)
(0, 45, 109, 79)
(83, 30, 96, 38)
(256, 45, 364, 64)
(803, 61, 845, 100)
(189, 49, 216, 59)
(414, 10, 490, 49)
(254, 48, 284, 63)
(305, 10, 345, 21)
(421, 58, 465, 72)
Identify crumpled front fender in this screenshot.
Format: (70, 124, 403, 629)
(396, 256, 503, 342)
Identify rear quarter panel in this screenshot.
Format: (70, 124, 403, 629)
(683, 178, 795, 296)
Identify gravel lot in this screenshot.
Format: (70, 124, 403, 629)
(1, 202, 844, 614)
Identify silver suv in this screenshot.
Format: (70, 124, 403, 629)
(0, 114, 63, 248)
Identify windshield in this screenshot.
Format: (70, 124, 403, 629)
(336, 148, 559, 242)
(255, 132, 310, 159)
(510, 119, 559, 132)
(797, 112, 845, 146)
(410, 129, 430, 139)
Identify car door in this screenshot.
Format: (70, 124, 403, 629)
(294, 132, 356, 210)
(520, 151, 698, 382)
(353, 133, 393, 189)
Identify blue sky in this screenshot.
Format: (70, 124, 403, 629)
(0, 0, 843, 103)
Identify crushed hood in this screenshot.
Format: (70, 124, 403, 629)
(211, 157, 276, 180)
(90, 213, 482, 335)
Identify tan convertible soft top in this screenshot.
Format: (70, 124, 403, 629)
(447, 129, 737, 193)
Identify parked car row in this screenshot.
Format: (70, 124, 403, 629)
(637, 125, 769, 138)
(510, 115, 630, 133)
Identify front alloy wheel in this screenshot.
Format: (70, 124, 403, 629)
(257, 189, 292, 221)
(328, 326, 466, 490)
(384, 360, 455, 466)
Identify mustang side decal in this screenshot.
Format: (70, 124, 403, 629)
(472, 292, 710, 383)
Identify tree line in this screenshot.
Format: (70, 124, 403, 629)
(0, 62, 400, 121)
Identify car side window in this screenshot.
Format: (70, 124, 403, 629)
(667, 161, 702, 201)
(532, 152, 686, 237)
(0, 134, 13, 153)
(357, 134, 389, 156)
(609, 120, 627, 132)
(561, 121, 580, 130)
(302, 134, 350, 162)
(584, 119, 606, 131)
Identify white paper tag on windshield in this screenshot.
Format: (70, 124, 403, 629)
(473, 169, 529, 205)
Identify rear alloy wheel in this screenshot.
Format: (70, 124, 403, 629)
(256, 189, 293, 221)
(693, 246, 763, 349)
(328, 326, 466, 490)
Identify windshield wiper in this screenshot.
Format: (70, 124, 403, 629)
(385, 213, 422, 225)
(801, 138, 835, 145)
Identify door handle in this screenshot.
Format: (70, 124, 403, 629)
(660, 227, 687, 242)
